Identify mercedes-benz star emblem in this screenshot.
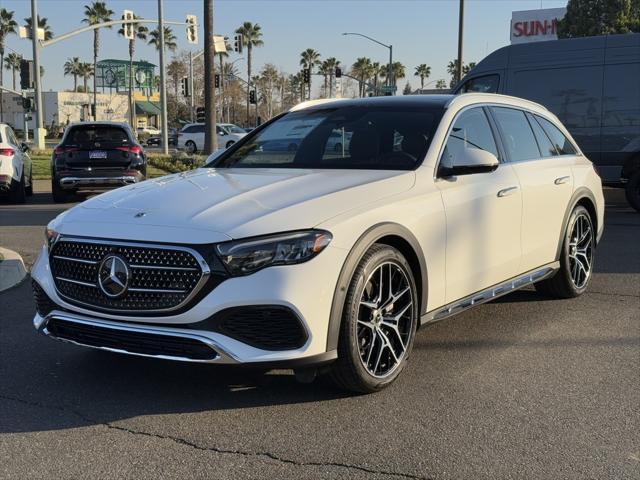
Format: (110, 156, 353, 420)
(98, 255, 131, 298)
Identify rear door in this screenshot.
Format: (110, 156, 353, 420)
(490, 107, 574, 272)
(436, 106, 523, 303)
(61, 124, 135, 168)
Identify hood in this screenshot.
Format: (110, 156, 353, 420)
(54, 168, 415, 243)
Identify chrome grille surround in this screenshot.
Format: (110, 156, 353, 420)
(49, 237, 211, 314)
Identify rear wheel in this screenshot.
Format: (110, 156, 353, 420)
(9, 172, 26, 204)
(535, 205, 595, 298)
(51, 177, 69, 203)
(624, 170, 640, 213)
(328, 244, 418, 393)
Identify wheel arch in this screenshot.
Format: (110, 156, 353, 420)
(326, 223, 428, 352)
(556, 187, 599, 261)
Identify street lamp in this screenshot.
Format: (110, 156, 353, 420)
(342, 32, 393, 94)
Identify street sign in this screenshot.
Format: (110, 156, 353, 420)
(18, 26, 45, 40)
(380, 85, 397, 93)
(213, 35, 227, 53)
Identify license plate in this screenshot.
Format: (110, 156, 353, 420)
(89, 150, 108, 159)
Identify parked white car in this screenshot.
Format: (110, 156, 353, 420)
(137, 126, 161, 136)
(177, 122, 247, 153)
(32, 94, 604, 393)
(0, 123, 33, 203)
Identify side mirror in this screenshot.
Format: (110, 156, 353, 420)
(20, 142, 30, 153)
(439, 148, 499, 177)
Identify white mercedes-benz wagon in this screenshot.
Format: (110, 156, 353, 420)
(32, 94, 604, 392)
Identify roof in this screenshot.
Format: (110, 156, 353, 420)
(135, 101, 161, 115)
(66, 121, 129, 127)
(291, 95, 456, 112)
(98, 59, 156, 68)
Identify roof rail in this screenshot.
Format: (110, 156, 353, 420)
(445, 92, 549, 112)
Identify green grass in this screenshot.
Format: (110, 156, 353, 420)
(30, 152, 172, 180)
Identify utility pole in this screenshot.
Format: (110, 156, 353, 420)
(456, 0, 465, 85)
(157, 0, 169, 154)
(203, 0, 217, 154)
(30, 0, 45, 149)
(189, 51, 195, 122)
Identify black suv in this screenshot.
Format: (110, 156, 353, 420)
(51, 122, 146, 202)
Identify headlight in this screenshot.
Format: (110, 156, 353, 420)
(216, 230, 332, 276)
(45, 227, 59, 251)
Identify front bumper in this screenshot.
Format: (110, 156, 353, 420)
(31, 242, 347, 366)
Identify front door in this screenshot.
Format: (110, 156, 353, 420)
(436, 107, 523, 303)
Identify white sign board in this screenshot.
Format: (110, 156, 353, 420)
(511, 8, 566, 44)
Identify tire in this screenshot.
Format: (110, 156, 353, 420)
(225, 140, 235, 149)
(328, 244, 419, 393)
(535, 205, 595, 298)
(624, 169, 640, 213)
(8, 173, 26, 204)
(185, 141, 197, 154)
(51, 177, 68, 203)
(25, 171, 33, 196)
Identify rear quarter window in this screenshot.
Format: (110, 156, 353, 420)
(535, 116, 577, 155)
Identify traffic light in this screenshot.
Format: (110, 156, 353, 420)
(234, 34, 243, 53)
(186, 15, 197, 44)
(20, 59, 34, 90)
(22, 97, 33, 111)
(335, 67, 342, 78)
(196, 107, 205, 122)
(214, 74, 220, 89)
(303, 68, 310, 84)
(249, 90, 256, 104)
(181, 77, 189, 96)
(122, 10, 134, 40)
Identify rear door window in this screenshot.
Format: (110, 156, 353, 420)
(526, 112, 557, 158)
(65, 125, 130, 148)
(491, 107, 541, 162)
(535, 116, 577, 155)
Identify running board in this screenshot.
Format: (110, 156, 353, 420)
(421, 262, 559, 325)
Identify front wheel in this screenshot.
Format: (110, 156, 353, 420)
(328, 244, 418, 393)
(624, 170, 640, 213)
(185, 140, 197, 154)
(535, 205, 595, 298)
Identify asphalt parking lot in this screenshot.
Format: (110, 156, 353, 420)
(0, 181, 638, 479)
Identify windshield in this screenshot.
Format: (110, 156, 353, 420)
(221, 124, 246, 134)
(212, 105, 443, 170)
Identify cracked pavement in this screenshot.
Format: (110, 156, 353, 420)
(1, 183, 638, 479)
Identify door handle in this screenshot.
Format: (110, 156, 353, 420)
(497, 186, 519, 198)
(554, 175, 571, 185)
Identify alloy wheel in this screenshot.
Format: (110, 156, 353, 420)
(568, 213, 593, 289)
(357, 261, 414, 378)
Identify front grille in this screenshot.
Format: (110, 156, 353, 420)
(213, 307, 307, 351)
(46, 317, 217, 361)
(49, 238, 209, 314)
(32, 281, 58, 317)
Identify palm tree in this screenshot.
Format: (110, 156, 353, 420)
(320, 57, 340, 98)
(83, 1, 114, 120)
(235, 22, 264, 124)
(414, 64, 431, 90)
(148, 26, 177, 52)
(351, 57, 373, 97)
(381, 62, 405, 87)
(299, 48, 321, 100)
(435, 79, 447, 90)
(166, 59, 186, 98)
(1, 8, 18, 122)
(64, 57, 82, 91)
(4, 52, 22, 90)
(118, 14, 147, 126)
(23, 15, 53, 40)
(78, 62, 94, 93)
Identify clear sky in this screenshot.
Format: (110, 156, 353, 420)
(2, 0, 567, 94)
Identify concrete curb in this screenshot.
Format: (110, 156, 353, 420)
(0, 247, 27, 292)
